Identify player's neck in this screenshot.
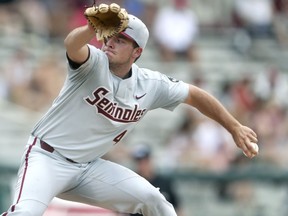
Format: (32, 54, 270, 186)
(110, 64, 132, 79)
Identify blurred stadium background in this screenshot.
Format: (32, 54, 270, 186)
(1, 0, 288, 215)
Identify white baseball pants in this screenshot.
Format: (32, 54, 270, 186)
(1, 136, 177, 216)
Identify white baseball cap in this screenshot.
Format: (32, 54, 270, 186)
(120, 14, 149, 49)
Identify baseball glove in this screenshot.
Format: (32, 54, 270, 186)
(84, 3, 129, 41)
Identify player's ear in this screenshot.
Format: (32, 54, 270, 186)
(133, 47, 142, 59)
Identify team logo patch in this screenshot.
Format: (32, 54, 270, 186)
(167, 76, 179, 83)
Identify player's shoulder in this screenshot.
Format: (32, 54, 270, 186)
(133, 64, 167, 81)
(133, 64, 182, 85)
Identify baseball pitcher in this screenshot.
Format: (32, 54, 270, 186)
(1, 3, 258, 216)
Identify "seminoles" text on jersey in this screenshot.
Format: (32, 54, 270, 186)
(84, 87, 146, 123)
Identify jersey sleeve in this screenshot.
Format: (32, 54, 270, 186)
(66, 45, 104, 81)
(150, 73, 189, 111)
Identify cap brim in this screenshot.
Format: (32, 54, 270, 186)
(120, 32, 133, 40)
(119, 32, 139, 47)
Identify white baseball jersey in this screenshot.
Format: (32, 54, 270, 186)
(31, 45, 189, 163)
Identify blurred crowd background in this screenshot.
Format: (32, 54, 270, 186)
(0, 0, 288, 215)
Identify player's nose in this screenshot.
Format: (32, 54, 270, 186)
(104, 37, 115, 48)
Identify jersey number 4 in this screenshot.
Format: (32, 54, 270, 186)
(113, 130, 127, 144)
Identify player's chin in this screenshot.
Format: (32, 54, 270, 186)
(105, 52, 117, 62)
(107, 57, 119, 66)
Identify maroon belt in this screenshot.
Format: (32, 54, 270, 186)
(40, 140, 77, 163)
